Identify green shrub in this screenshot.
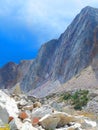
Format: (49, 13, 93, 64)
(62, 92, 71, 100)
(61, 90, 89, 110)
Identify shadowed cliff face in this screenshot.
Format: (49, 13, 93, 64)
(0, 60, 33, 89)
(1, 6, 98, 92)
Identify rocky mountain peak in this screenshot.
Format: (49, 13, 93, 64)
(1, 6, 98, 93)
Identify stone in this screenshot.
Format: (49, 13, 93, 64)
(0, 90, 19, 118)
(0, 119, 4, 126)
(31, 105, 53, 119)
(85, 101, 98, 113)
(39, 114, 60, 129)
(20, 122, 37, 130)
(18, 98, 28, 106)
(81, 119, 97, 129)
(9, 118, 23, 130)
(32, 117, 39, 126)
(8, 116, 14, 123)
(50, 101, 64, 111)
(19, 112, 28, 120)
(39, 112, 78, 129)
(0, 105, 9, 123)
(22, 105, 33, 111)
(33, 101, 41, 108)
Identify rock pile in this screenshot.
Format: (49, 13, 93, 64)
(0, 90, 98, 130)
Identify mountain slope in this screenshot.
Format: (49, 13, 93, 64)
(1, 6, 98, 93)
(21, 6, 98, 91)
(0, 60, 33, 89)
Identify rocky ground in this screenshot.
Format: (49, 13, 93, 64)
(0, 90, 98, 130)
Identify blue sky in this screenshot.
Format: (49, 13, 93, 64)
(0, 0, 98, 67)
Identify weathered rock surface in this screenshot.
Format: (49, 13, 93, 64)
(0, 90, 19, 118)
(21, 6, 98, 93)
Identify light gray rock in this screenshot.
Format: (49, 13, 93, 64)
(85, 100, 98, 113)
(31, 105, 53, 119)
(18, 98, 28, 106)
(20, 122, 37, 130)
(0, 105, 9, 123)
(39, 111, 81, 129)
(9, 118, 23, 130)
(0, 90, 19, 126)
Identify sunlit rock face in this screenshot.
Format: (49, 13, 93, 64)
(21, 6, 98, 91)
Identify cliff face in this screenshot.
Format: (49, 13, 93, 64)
(1, 6, 98, 92)
(0, 60, 33, 89)
(21, 6, 98, 91)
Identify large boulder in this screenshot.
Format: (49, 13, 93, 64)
(39, 112, 80, 129)
(0, 90, 19, 125)
(0, 105, 9, 123)
(39, 114, 60, 130)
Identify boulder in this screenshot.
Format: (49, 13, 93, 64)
(0, 90, 19, 118)
(81, 119, 97, 129)
(20, 122, 37, 130)
(39, 112, 80, 129)
(39, 114, 60, 130)
(32, 117, 39, 126)
(0, 119, 4, 126)
(37, 126, 45, 130)
(85, 101, 98, 113)
(9, 118, 23, 130)
(33, 101, 41, 108)
(24, 110, 31, 118)
(18, 98, 28, 106)
(22, 105, 33, 111)
(31, 105, 53, 119)
(55, 123, 81, 130)
(50, 101, 64, 111)
(0, 105, 9, 123)
(8, 116, 14, 123)
(19, 112, 28, 120)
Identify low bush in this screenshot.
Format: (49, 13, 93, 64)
(61, 89, 89, 110)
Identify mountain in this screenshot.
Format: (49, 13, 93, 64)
(0, 60, 33, 89)
(21, 6, 98, 91)
(1, 6, 98, 93)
